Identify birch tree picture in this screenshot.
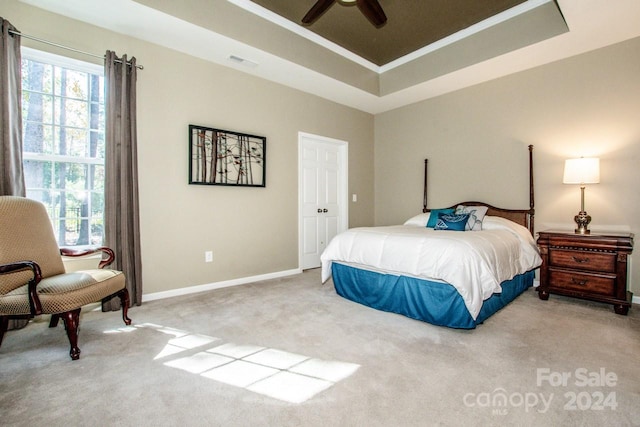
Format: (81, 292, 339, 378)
(189, 125, 266, 187)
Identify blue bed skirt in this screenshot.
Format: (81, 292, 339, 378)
(331, 263, 535, 329)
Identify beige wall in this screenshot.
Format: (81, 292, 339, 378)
(5, 0, 375, 294)
(375, 37, 640, 295)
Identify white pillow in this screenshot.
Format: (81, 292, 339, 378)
(403, 213, 430, 227)
(455, 205, 488, 231)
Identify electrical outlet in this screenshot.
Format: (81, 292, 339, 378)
(205, 251, 213, 263)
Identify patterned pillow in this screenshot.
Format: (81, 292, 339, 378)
(434, 213, 470, 231)
(426, 208, 455, 228)
(455, 205, 489, 231)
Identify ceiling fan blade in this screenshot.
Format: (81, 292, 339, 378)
(302, 0, 336, 25)
(356, 0, 387, 27)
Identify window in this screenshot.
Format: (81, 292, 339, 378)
(21, 48, 105, 246)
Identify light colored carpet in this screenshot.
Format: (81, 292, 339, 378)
(1, 269, 639, 426)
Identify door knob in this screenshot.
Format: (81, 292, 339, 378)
(323, 209, 328, 213)
(317, 209, 322, 213)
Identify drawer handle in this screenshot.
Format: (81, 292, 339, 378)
(571, 278, 589, 286)
(572, 256, 590, 264)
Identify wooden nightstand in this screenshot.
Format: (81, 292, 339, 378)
(537, 230, 634, 315)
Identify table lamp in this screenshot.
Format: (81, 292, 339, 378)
(563, 157, 600, 234)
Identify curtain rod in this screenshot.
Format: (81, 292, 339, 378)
(8, 29, 144, 70)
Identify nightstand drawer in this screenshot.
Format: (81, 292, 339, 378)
(549, 270, 615, 296)
(549, 249, 616, 273)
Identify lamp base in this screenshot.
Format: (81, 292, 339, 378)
(574, 210, 592, 234)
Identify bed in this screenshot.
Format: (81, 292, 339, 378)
(320, 145, 542, 329)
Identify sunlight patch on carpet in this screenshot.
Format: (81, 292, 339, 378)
(248, 371, 333, 404)
(168, 333, 219, 348)
(153, 343, 185, 360)
(103, 326, 137, 334)
(120, 323, 360, 403)
(164, 351, 233, 374)
(201, 359, 279, 388)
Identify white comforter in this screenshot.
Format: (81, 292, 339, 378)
(320, 216, 542, 320)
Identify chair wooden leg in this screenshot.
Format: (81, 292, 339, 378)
(0, 316, 8, 348)
(119, 288, 132, 326)
(61, 308, 82, 360)
(49, 314, 60, 328)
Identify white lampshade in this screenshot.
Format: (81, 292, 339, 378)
(563, 157, 600, 184)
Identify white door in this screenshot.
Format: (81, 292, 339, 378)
(299, 133, 348, 270)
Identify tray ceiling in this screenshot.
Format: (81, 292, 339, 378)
(250, 0, 527, 66)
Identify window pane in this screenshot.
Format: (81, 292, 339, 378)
(63, 70, 89, 100)
(23, 122, 51, 153)
(89, 130, 105, 158)
(47, 190, 62, 244)
(63, 162, 87, 190)
(24, 159, 51, 190)
(93, 165, 105, 190)
(63, 98, 89, 128)
(91, 191, 104, 216)
(93, 75, 104, 104)
(23, 93, 54, 128)
(90, 218, 103, 245)
(66, 128, 90, 157)
(21, 60, 53, 95)
(53, 97, 87, 128)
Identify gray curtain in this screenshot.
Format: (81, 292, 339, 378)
(0, 17, 28, 330)
(0, 17, 25, 197)
(102, 50, 143, 310)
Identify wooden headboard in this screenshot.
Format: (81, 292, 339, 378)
(422, 145, 535, 235)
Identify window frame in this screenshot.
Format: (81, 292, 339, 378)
(21, 47, 106, 247)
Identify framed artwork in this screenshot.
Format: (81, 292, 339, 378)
(189, 124, 266, 187)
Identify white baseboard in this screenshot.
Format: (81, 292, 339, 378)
(142, 268, 303, 303)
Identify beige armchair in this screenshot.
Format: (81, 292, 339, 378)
(0, 196, 131, 360)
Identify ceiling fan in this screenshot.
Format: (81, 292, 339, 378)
(302, 0, 387, 28)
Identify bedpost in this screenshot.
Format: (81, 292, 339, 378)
(528, 144, 535, 234)
(423, 159, 428, 213)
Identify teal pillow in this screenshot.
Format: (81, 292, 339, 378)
(426, 208, 455, 228)
(434, 213, 470, 231)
